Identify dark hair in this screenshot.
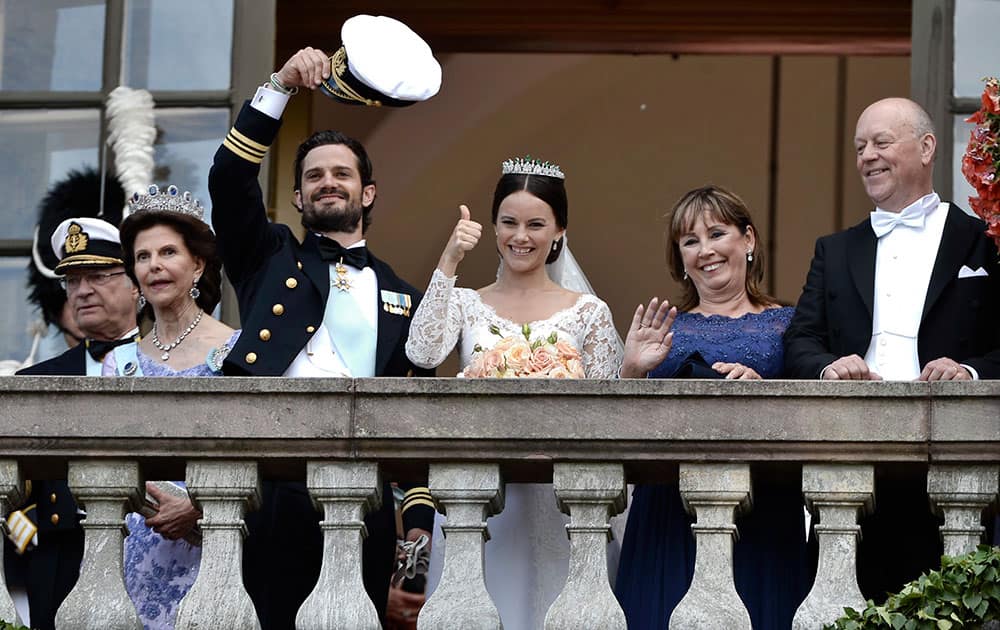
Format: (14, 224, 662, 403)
(293, 130, 376, 232)
(491, 173, 568, 264)
(27, 168, 124, 330)
(119, 211, 223, 318)
(665, 185, 775, 312)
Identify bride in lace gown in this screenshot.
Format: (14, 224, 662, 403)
(406, 157, 621, 629)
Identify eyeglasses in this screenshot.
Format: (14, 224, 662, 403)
(60, 271, 128, 293)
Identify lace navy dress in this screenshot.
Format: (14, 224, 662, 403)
(614, 308, 814, 630)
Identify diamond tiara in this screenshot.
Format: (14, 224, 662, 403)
(127, 184, 205, 221)
(501, 156, 565, 180)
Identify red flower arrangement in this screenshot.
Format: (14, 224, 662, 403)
(961, 76, 1000, 248)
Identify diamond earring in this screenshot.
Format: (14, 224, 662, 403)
(190, 278, 201, 300)
(746, 249, 754, 263)
(137, 294, 147, 311)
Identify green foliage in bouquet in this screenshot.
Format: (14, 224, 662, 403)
(824, 545, 1000, 630)
(0, 621, 30, 630)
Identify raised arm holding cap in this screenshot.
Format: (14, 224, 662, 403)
(209, 15, 441, 629)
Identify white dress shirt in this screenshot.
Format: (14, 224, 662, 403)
(863, 193, 947, 380)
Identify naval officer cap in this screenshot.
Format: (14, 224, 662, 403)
(321, 14, 442, 107)
(50, 217, 124, 275)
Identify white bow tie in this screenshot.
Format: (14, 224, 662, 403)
(870, 205, 926, 238)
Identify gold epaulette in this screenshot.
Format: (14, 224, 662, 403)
(4, 504, 38, 554)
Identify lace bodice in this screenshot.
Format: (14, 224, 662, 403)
(648, 307, 793, 379)
(406, 269, 622, 378)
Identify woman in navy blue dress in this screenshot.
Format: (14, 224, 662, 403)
(615, 185, 812, 630)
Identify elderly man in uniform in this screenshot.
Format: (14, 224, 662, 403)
(784, 97, 1000, 598)
(11, 218, 139, 630)
(208, 16, 441, 629)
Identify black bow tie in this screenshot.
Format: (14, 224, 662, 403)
(85, 336, 138, 361)
(317, 237, 369, 269)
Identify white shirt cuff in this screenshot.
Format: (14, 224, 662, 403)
(960, 363, 980, 380)
(251, 85, 290, 120)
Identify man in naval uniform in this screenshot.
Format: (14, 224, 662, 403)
(12, 217, 139, 630)
(209, 18, 441, 629)
(784, 97, 1000, 599)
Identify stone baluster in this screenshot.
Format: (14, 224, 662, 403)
(419, 463, 504, 630)
(792, 464, 874, 630)
(670, 463, 752, 630)
(296, 461, 382, 629)
(56, 460, 142, 630)
(928, 464, 1000, 557)
(544, 463, 627, 630)
(0, 460, 24, 626)
(175, 461, 260, 630)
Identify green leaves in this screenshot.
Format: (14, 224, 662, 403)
(823, 545, 1000, 630)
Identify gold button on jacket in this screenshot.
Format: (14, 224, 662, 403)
(245, 352, 258, 364)
(50, 513, 60, 525)
(272, 304, 284, 315)
(285, 277, 298, 289)
(259, 329, 271, 341)
(306, 325, 315, 333)
(50, 493, 58, 504)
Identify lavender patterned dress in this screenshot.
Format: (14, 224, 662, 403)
(103, 331, 240, 629)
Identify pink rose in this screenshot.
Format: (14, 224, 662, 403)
(462, 352, 486, 378)
(492, 335, 519, 353)
(529, 344, 558, 374)
(554, 339, 580, 361)
(482, 349, 504, 376)
(504, 341, 532, 373)
(547, 365, 572, 378)
(565, 358, 585, 378)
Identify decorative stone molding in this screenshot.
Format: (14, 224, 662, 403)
(792, 464, 874, 630)
(927, 464, 1000, 558)
(0, 460, 24, 626)
(544, 463, 627, 630)
(175, 461, 260, 630)
(419, 463, 504, 630)
(670, 463, 752, 630)
(56, 460, 142, 630)
(296, 461, 382, 629)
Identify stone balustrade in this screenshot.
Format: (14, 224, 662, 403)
(0, 377, 998, 629)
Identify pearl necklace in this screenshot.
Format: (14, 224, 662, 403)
(151, 309, 204, 361)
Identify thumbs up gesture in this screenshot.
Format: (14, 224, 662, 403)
(438, 204, 482, 276)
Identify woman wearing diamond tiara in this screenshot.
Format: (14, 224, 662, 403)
(102, 184, 240, 630)
(406, 157, 622, 629)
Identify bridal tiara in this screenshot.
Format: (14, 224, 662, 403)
(501, 156, 565, 180)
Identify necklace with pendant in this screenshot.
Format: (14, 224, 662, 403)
(151, 309, 204, 360)
(332, 258, 352, 292)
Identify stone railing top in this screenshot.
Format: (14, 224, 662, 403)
(2, 377, 998, 479)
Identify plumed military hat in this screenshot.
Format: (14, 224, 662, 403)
(320, 14, 442, 107)
(50, 217, 125, 274)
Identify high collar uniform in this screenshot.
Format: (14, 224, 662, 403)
(209, 100, 433, 629)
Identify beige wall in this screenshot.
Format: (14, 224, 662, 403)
(269, 53, 908, 371)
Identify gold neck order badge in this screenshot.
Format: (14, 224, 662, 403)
(332, 259, 352, 292)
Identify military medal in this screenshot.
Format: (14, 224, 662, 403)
(332, 258, 352, 292)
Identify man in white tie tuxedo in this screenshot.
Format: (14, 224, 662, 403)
(783, 97, 1000, 601)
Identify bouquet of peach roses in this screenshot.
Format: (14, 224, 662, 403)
(461, 323, 586, 378)
(962, 76, 1000, 250)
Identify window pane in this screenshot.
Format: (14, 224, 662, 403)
(152, 108, 230, 225)
(954, 0, 1000, 97)
(0, 256, 36, 368)
(0, 109, 101, 240)
(123, 0, 234, 90)
(0, 0, 106, 91)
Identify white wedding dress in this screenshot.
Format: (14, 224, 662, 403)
(406, 269, 622, 630)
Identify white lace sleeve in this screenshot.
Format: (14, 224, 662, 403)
(579, 299, 624, 379)
(405, 269, 465, 368)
